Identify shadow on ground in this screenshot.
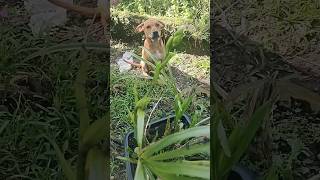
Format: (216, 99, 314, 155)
(212, 23, 320, 179)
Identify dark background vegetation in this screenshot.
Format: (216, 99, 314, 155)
(213, 0, 320, 179)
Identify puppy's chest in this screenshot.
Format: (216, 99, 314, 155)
(154, 50, 164, 59)
(143, 40, 165, 60)
(143, 48, 165, 60)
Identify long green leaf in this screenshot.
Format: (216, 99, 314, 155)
(145, 166, 156, 180)
(133, 84, 139, 104)
(220, 102, 271, 176)
(149, 163, 206, 180)
(149, 143, 210, 161)
(85, 147, 107, 180)
(135, 160, 147, 180)
(136, 109, 146, 148)
(135, 97, 151, 110)
(165, 29, 184, 54)
(142, 126, 210, 158)
(145, 160, 210, 179)
(217, 119, 231, 157)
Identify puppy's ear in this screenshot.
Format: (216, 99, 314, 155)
(158, 20, 165, 28)
(135, 22, 144, 32)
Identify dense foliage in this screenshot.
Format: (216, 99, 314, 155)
(116, 0, 210, 40)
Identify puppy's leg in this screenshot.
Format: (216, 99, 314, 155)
(141, 49, 150, 77)
(140, 61, 149, 77)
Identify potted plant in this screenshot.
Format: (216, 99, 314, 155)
(124, 113, 193, 180)
(118, 86, 210, 180)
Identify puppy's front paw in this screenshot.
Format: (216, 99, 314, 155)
(140, 72, 152, 80)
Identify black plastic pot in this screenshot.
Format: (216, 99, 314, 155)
(124, 114, 191, 180)
(228, 165, 257, 180)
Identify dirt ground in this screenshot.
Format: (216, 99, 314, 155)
(213, 1, 320, 178)
(212, 23, 320, 179)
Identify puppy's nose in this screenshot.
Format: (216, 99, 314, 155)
(152, 31, 159, 39)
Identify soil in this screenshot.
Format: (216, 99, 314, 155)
(212, 23, 320, 179)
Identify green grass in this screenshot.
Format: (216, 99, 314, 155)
(169, 54, 210, 80)
(0, 24, 109, 179)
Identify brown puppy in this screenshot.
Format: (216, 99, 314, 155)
(125, 18, 166, 76)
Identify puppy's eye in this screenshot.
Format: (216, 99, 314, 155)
(155, 23, 160, 27)
(146, 26, 151, 29)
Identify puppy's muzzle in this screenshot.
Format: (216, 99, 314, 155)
(152, 31, 159, 40)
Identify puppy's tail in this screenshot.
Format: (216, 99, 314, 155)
(123, 60, 142, 68)
(48, 0, 100, 17)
